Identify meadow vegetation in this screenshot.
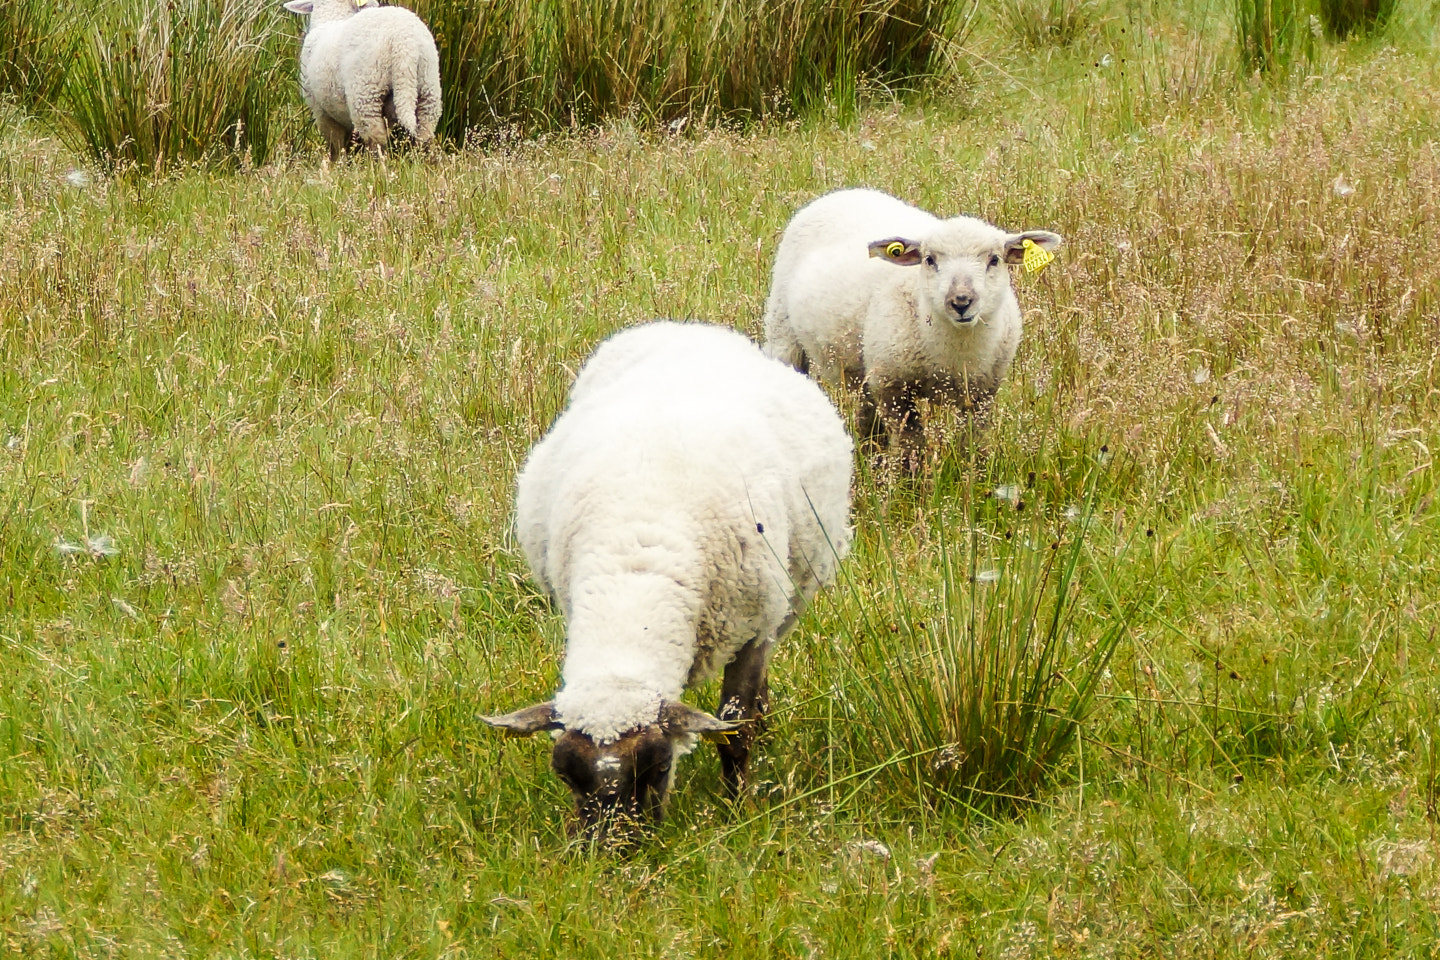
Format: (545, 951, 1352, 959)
(2, 0, 1440, 956)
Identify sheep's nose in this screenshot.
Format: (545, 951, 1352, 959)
(948, 295, 974, 317)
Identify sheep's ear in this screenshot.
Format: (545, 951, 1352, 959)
(658, 702, 740, 742)
(1003, 231, 1063, 264)
(481, 702, 562, 737)
(283, 0, 313, 13)
(867, 237, 923, 266)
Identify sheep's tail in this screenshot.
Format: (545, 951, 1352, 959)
(388, 57, 421, 139)
(390, 40, 441, 144)
(415, 49, 442, 143)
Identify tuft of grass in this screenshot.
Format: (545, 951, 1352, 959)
(1233, 0, 1317, 76)
(59, 0, 299, 172)
(996, 0, 1096, 49)
(1315, 0, 1397, 38)
(0, 0, 76, 111)
(826, 455, 1152, 814)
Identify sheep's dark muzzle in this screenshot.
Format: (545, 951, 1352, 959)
(552, 726, 673, 845)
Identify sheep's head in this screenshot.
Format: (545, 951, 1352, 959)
(481, 700, 737, 841)
(868, 219, 1062, 329)
(281, 0, 373, 22)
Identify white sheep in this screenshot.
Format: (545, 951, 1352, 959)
(281, 0, 442, 161)
(483, 321, 853, 838)
(762, 188, 1062, 471)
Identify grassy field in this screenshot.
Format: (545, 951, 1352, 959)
(4, 1, 1440, 956)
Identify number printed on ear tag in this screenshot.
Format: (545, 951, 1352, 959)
(1022, 238, 1055, 275)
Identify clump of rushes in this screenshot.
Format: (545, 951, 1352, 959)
(995, 0, 1095, 49)
(0, 0, 77, 111)
(61, 0, 297, 171)
(1315, 0, 1396, 39)
(1233, 0, 1316, 77)
(406, 0, 952, 138)
(833, 454, 1153, 814)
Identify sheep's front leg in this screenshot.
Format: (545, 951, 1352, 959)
(856, 388, 887, 453)
(717, 636, 773, 796)
(957, 390, 996, 452)
(871, 380, 925, 475)
(853, 369, 890, 455)
(353, 115, 389, 157)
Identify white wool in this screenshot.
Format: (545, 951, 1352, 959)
(515, 321, 853, 741)
(282, 0, 442, 160)
(762, 188, 1061, 444)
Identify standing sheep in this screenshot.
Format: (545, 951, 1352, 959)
(763, 188, 1062, 472)
(484, 321, 853, 839)
(282, 0, 441, 162)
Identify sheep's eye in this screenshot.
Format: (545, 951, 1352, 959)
(923, 254, 937, 268)
(988, 254, 1001, 269)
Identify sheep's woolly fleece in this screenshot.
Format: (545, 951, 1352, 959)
(283, 0, 441, 155)
(763, 187, 1061, 399)
(514, 321, 853, 742)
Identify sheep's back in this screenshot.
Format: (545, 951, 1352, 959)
(311, 8, 434, 99)
(515, 322, 852, 650)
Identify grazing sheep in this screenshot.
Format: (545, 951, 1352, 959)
(484, 321, 853, 839)
(762, 188, 1062, 471)
(282, 0, 441, 162)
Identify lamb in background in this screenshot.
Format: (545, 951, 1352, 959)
(282, 0, 441, 161)
(762, 188, 1062, 472)
(484, 321, 853, 839)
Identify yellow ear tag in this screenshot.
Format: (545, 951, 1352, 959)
(1022, 238, 1055, 275)
(886, 241, 906, 259)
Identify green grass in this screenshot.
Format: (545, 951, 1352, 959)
(826, 451, 1150, 814)
(995, 0, 1097, 48)
(1232, 0, 1315, 76)
(3, 1, 1440, 955)
(409, 0, 955, 136)
(0, 0, 75, 110)
(58, 0, 300, 172)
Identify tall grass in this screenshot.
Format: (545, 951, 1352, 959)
(409, 0, 958, 137)
(60, 0, 298, 171)
(31, 0, 963, 166)
(59, 0, 296, 171)
(1233, 0, 1316, 75)
(0, 0, 75, 111)
(995, 0, 1096, 48)
(828, 457, 1150, 813)
(1315, 0, 1396, 38)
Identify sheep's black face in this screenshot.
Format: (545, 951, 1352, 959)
(551, 727, 675, 840)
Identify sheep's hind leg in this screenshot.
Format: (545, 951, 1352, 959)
(317, 115, 350, 164)
(717, 636, 774, 796)
(349, 95, 390, 158)
(353, 116, 389, 157)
